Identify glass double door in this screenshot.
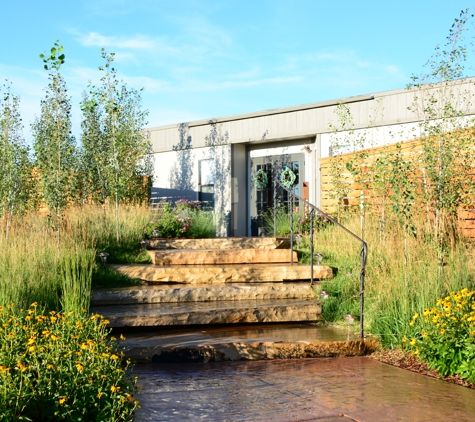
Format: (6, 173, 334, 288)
(250, 153, 304, 236)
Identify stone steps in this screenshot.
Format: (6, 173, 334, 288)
(91, 299, 321, 327)
(147, 248, 297, 265)
(91, 282, 317, 305)
(148, 237, 290, 250)
(113, 323, 378, 363)
(110, 263, 333, 284)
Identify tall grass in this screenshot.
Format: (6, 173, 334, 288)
(0, 204, 158, 310)
(310, 215, 475, 347)
(0, 213, 95, 312)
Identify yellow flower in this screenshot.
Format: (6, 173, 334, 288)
(58, 396, 66, 405)
(30, 302, 38, 308)
(0, 365, 11, 372)
(110, 385, 120, 393)
(50, 316, 57, 323)
(410, 338, 416, 346)
(409, 321, 414, 327)
(120, 334, 126, 341)
(76, 364, 85, 371)
(412, 313, 419, 320)
(16, 362, 28, 372)
(50, 334, 59, 341)
(110, 354, 119, 360)
(97, 391, 103, 398)
(28, 346, 36, 353)
(47, 364, 54, 370)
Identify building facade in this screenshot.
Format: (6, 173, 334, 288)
(148, 79, 475, 237)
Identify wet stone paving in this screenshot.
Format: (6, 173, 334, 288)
(132, 357, 475, 421)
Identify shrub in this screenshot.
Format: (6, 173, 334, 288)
(144, 200, 216, 239)
(404, 288, 475, 382)
(0, 304, 139, 421)
(261, 205, 332, 236)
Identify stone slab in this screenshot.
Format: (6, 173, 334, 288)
(90, 299, 321, 327)
(147, 248, 297, 265)
(91, 283, 318, 305)
(114, 323, 377, 363)
(110, 263, 333, 284)
(149, 237, 290, 250)
(127, 340, 379, 363)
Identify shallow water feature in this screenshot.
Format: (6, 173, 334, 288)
(133, 356, 475, 421)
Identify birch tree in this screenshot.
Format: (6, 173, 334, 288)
(32, 41, 78, 242)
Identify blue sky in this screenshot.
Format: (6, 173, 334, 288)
(1, 1, 474, 141)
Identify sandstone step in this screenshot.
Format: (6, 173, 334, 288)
(110, 263, 333, 284)
(91, 299, 321, 327)
(148, 237, 290, 250)
(91, 283, 318, 305)
(147, 248, 297, 265)
(114, 323, 378, 363)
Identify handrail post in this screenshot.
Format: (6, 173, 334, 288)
(275, 181, 368, 340)
(273, 179, 277, 237)
(359, 241, 367, 339)
(289, 193, 294, 265)
(310, 209, 315, 287)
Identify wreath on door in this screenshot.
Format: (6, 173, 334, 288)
(280, 167, 296, 188)
(253, 169, 268, 189)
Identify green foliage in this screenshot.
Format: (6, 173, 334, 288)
(316, 215, 475, 347)
(32, 41, 78, 242)
(0, 215, 96, 312)
(81, 49, 152, 243)
(0, 305, 138, 421)
(328, 103, 366, 221)
(260, 205, 331, 237)
(407, 9, 475, 251)
(404, 288, 475, 382)
(144, 200, 216, 239)
(0, 82, 34, 237)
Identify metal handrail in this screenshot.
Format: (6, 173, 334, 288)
(273, 180, 368, 339)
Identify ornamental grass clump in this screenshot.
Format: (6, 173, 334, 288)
(404, 288, 475, 382)
(0, 304, 138, 421)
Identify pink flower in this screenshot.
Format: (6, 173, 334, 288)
(295, 207, 300, 213)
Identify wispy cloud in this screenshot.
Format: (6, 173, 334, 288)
(76, 31, 157, 50)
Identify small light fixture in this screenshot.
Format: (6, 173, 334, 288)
(293, 233, 303, 246)
(344, 314, 355, 326)
(344, 314, 355, 340)
(314, 253, 323, 265)
(152, 230, 160, 238)
(99, 252, 109, 263)
(140, 240, 150, 250)
(319, 291, 329, 300)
